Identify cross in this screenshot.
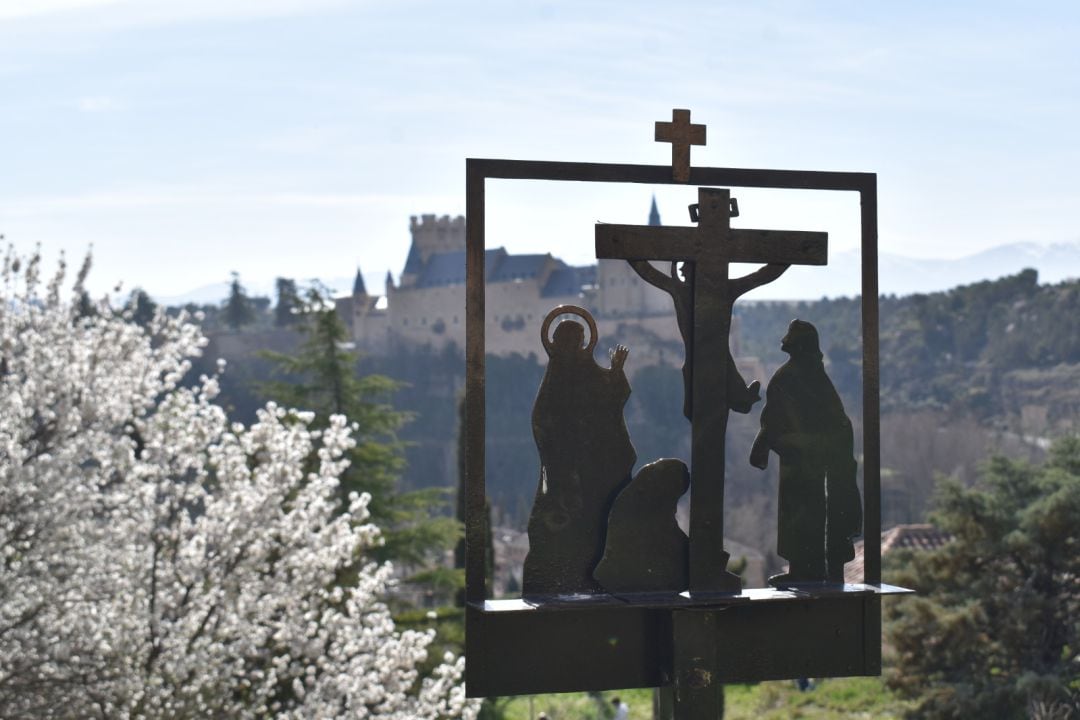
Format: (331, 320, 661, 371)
(655, 109, 706, 183)
(596, 187, 827, 594)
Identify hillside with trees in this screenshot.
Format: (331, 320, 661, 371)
(185, 269, 1079, 574)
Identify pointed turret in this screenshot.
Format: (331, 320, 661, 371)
(385, 269, 395, 291)
(352, 267, 367, 297)
(648, 195, 661, 226)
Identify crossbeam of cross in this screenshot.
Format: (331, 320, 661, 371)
(596, 187, 827, 594)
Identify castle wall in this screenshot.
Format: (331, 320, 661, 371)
(383, 276, 588, 358)
(386, 282, 466, 352)
(353, 310, 390, 355)
(596, 259, 672, 318)
(343, 214, 763, 375)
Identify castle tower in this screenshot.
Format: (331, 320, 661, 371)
(352, 267, 368, 298)
(400, 214, 466, 288)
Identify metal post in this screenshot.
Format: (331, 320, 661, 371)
(672, 610, 724, 719)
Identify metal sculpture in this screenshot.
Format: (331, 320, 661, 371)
(627, 258, 764, 421)
(463, 109, 911, 719)
(596, 186, 827, 593)
(594, 457, 690, 595)
(751, 319, 862, 585)
(524, 306, 634, 597)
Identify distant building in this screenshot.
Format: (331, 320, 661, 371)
(844, 523, 953, 584)
(336, 198, 756, 370)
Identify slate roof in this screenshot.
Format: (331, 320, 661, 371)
(412, 249, 501, 288)
(410, 247, 589, 299)
(414, 250, 465, 288)
(489, 253, 551, 283)
(541, 265, 593, 298)
(402, 242, 424, 276)
(844, 523, 953, 583)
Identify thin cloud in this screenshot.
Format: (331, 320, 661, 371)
(0, 188, 457, 216)
(75, 95, 119, 112)
(0, 0, 127, 21)
(0, 0, 351, 26)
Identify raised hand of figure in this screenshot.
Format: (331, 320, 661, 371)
(747, 380, 761, 403)
(609, 344, 629, 370)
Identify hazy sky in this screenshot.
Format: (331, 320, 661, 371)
(1, 0, 1077, 299)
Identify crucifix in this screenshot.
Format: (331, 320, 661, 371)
(465, 111, 908, 720)
(596, 187, 828, 594)
(655, 108, 706, 183)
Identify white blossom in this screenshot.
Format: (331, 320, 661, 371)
(0, 248, 478, 719)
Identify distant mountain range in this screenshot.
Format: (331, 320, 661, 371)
(755, 240, 1080, 300)
(152, 240, 1080, 306)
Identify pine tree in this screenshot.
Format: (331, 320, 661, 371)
(886, 437, 1080, 718)
(223, 271, 255, 329)
(274, 277, 301, 327)
(260, 287, 461, 596)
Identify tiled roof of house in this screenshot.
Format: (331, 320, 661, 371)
(844, 523, 953, 583)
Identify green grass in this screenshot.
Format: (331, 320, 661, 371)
(726, 677, 913, 719)
(487, 677, 912, 720)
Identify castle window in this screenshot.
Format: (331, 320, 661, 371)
(422, 317, 427, 325)
(453, 316, 458, 324)
(403, 318, 408, 326)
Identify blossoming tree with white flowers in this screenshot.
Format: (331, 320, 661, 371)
(0, 248, 477, 719)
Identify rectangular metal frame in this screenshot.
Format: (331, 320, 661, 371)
(464, 158, 881, 697)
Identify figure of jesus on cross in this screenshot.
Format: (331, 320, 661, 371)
(596, 186, 828, 594)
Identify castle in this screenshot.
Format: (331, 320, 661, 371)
(336, 200, 754, 372)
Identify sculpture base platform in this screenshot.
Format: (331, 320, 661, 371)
(466, 584, 912, 698)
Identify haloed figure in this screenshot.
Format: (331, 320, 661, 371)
(750, 319, 862, 584)
(523, 307, 635, 597)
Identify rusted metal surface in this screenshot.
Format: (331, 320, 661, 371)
(466, 586, 909, 698)
(523, 305, 634, 598)
(672, 610, 723, 717)
(751, 320, 862, 585)
(596, 187, 828, 595)
(464, 161, 486, 604)
(655, 108, 706, 183)
(594, 458, 690, 595)
(464, 110, 896, 703)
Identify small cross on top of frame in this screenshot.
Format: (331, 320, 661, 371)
(655, 108, 706, 183)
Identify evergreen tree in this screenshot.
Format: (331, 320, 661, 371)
(126, 288, 157, 327)
(260, 288, 461, 595)
(886, 437, 1080, 718)
(274, 276, 301, 327)
(223, 271, 255, 329)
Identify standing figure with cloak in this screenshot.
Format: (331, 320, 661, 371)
(523, 306, 636, 597)
(750, 319, 862, 584)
